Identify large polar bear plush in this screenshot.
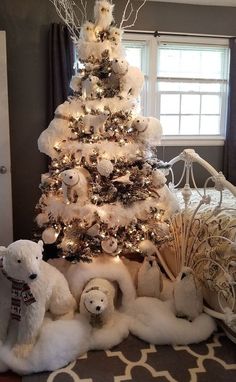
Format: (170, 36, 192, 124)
(111, 58, 144, 99)
(0, 240, 77, 359)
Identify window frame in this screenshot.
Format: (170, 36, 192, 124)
(123, 33, 230, 146)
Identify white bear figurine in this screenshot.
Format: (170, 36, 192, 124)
(79, 278, 116, 328)
(60, 168, 89, 204)
(94, 0, 114, 32)
(82, 113, 108, 136)
(81, 75, 101, 100)
(132, 116, 163, 146)
(80, 21, 97, 42)
(111, 58, 144, 99)
(0, 240, 76, 358)
(80, 289, 109, 328)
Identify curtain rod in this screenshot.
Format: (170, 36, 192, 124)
(125, 29, 235, 39)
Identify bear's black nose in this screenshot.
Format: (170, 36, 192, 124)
(69, 176, 73, 179)
(181, 272, 186, 280)
(29, 273, 37, 280)
(96, 306, 101, 311)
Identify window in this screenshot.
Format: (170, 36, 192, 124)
(123, 34, 230, 145)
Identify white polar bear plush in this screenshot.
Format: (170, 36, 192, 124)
(82, 113, 108, 135)
(81, 75, 101, 100)
(111, 58, 144, 99)
(79, 278, 116, 328)
(80, 21, 97, 42)
(94, 0, 114, 32)
(0, 240, 76, 359)
(60, 167, 89, 204)
(132, 116, 163, 146)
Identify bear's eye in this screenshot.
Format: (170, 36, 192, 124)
(90, 301, 93, 304)
(36, 257, 38, 260)
(17, 259, 21, 264)
(101, 299, 103, 302)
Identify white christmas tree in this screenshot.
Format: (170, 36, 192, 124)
(36, 0, 180, 263)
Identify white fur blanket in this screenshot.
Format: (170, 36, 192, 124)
(0, 257, 216, 375)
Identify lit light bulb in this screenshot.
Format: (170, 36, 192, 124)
(113, 255, 120, 263)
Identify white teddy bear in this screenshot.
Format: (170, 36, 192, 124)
(79, 278, 116, 328)
(132, 116, 163, 146)
(111, 58, 144, 99)
(81, 75, 101, 100)
(0, 240, 76, 359)
(82, 113, 108, 136)
(60, 167, 89, 204)
(94, 0, 114, 32)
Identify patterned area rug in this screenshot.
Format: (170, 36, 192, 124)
(22, 331, 236, 382)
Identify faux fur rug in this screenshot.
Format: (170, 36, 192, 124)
(21, 331, 236, 382)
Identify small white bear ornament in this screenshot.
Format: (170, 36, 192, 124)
(82, 76, 101, 100)
(112, 58, 144, 99)
(60, 168, 89, 204)
(82, 113, 108, 136)
(132, 116, 163, 146)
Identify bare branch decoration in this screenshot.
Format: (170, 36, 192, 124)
(49, 0, 88, 41)
(120, 0, 147, 29)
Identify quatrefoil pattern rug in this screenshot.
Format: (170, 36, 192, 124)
(22, 332, 236, 382)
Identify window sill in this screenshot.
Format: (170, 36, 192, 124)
(161, 136, 225, 146)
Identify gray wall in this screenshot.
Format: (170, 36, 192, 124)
(0, 0, 235, 240)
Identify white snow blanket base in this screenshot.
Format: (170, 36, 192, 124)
(0, 258, 216, 375)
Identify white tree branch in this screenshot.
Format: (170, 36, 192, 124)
(122, 0, 147, 29)
(49, 0, 87, 40)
